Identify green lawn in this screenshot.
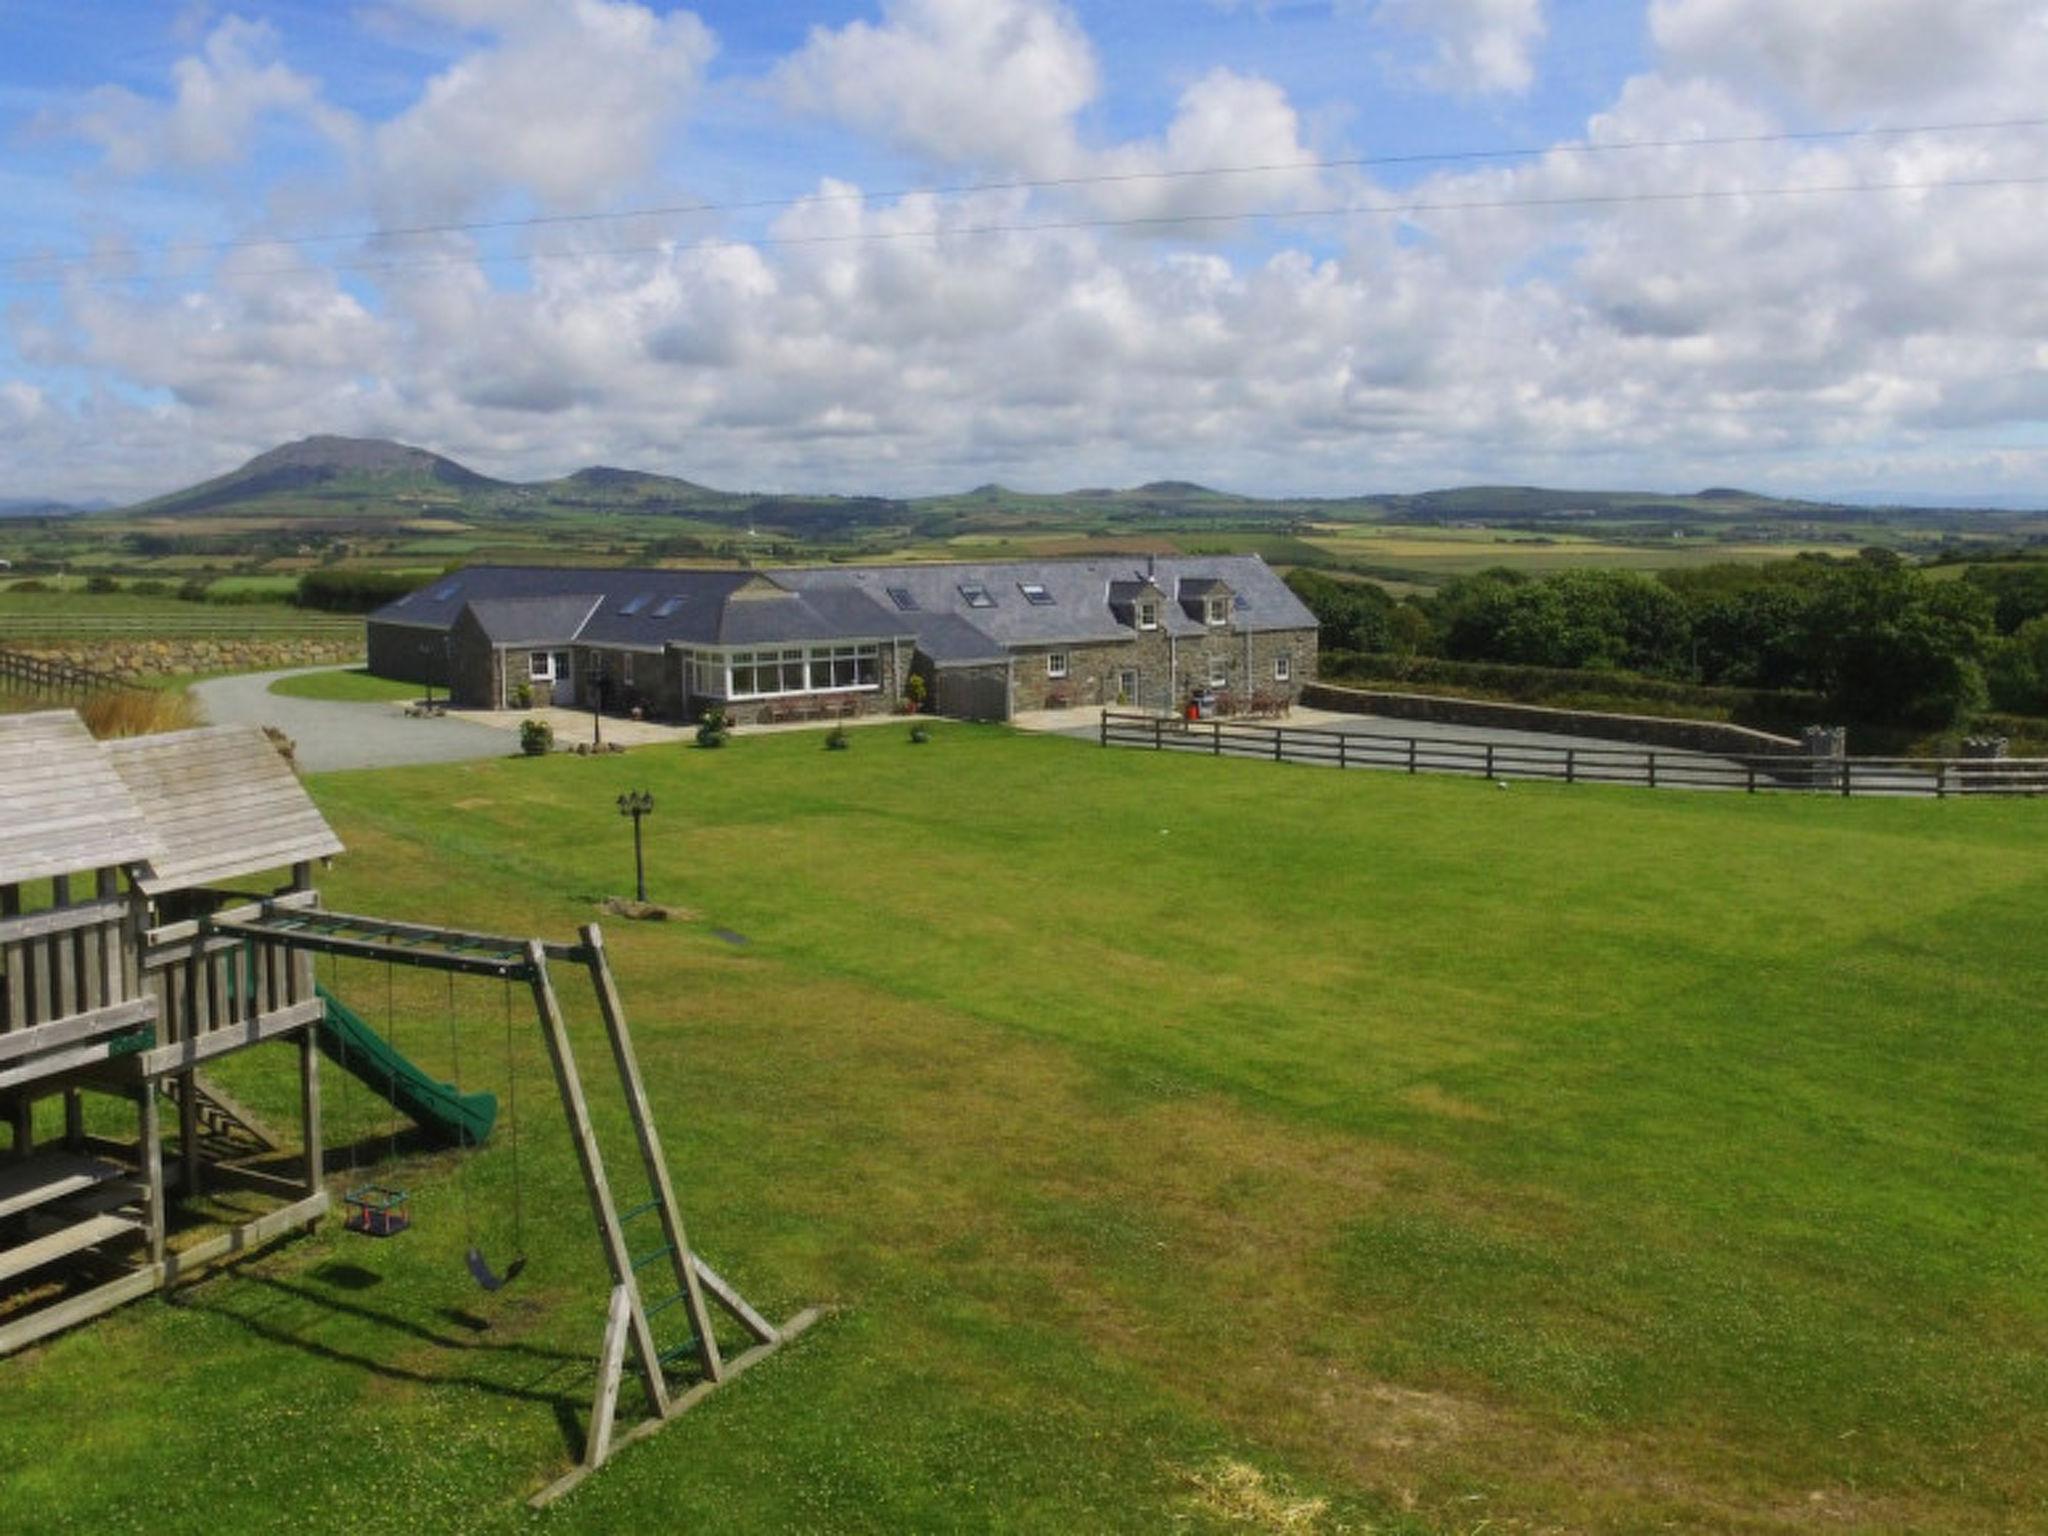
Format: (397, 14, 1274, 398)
(3, 730, 2044, 1533)
(268, 666, 423, 703)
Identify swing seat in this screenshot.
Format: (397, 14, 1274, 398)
(344, 1184, 412, 1238)
(465, 1246, 527, 1292)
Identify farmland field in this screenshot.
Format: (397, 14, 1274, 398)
(2, 729, 2044, 1533)
(1301, 526, 1874, 579)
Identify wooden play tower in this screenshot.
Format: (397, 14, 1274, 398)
(0, 709, 808, 1503)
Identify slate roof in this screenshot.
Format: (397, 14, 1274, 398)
(368, 555, 1314, 659)
(781, 556, 1315, 651)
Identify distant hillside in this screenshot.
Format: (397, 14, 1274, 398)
(536, 465, 730, 502)
(134, 435, 506, 517)
(0, 498, 101, 519)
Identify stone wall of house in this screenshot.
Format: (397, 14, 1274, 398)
(1005, 624, 1317, 714)
(366, 621, 447, 688)
(22, 633, 364, 683)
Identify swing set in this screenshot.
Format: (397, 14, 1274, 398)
(209, 903, 817, 1507)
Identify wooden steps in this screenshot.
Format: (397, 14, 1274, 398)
(0, 1152, 127, 1221)
(0, 1210, 143, 1285)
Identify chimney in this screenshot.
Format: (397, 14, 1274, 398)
(1146, 553, 1155, 579)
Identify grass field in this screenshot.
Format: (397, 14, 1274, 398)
(1301, 526, 1873, 580)
(3, 730, 2044, 1533)
(268, 667, 423, 703)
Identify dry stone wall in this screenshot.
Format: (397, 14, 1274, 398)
(14, 635, 364, 681)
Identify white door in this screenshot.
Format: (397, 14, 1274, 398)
(550, 652, 576, 706)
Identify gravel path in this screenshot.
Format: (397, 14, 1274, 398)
(191, 667, 510, 772)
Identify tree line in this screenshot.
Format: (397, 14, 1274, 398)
(1288, 553, 2048, 728)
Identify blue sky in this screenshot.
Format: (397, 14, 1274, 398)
(4, 0, 2047, 504)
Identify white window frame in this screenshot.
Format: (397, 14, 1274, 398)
(1208, 656, 1228, 688)
(720, 643, 882, 700)
(1274, 653, 1291, 683)
(1137, 600, 1158, 630)
(529, 652, 555, 681)
(621, 651, 636, 687)
(1206, 596, 1229, 626)
(1046, 651, 1069, 680)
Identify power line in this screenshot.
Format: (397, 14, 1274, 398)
(6, 170, 2044, 292)
(4, 113, 2047, 274)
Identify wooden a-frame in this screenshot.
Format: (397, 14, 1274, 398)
(210, 905, 817, 1505)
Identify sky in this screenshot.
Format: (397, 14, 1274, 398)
(4, 0, 2048, 505)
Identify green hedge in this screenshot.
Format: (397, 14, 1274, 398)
(294, 569, 436, 613)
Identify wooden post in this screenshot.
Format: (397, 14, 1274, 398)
(1647, 752, 1658, 789)
(1937, 763, 1947, 799)
(1407, 738, 1418, 775)
(1566, 749, 1575, 785)
(180, 1073, 201, 1198)
(139, 1086, 165, 1270)
(1747, 762, 1757, 794)
(1484, 743, 1494, 779)
(1841, 758, 1853, 798)
(1212, 721, 1221, 756)
(1099, 712, 1108, 747)
(64, 1090, 83, 1149)
(581, 923, 727, 1379)
(587, 1285, 634, 1470)
(1337, 735, 1348, 771)
(1273, 727, 1283, 763)
(299, 1029, 322, 1228)
(525, 942, 670, 1423)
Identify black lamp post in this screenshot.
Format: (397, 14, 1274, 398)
(590, 660, 608, 748)
(617, 790, 654, 902)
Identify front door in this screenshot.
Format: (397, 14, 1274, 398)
(1118, 668, 1138, 707)
(550, 652, 576, 706)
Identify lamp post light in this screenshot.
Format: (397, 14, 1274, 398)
(591, 660, 608, 748)
(617, 790, 654, 902)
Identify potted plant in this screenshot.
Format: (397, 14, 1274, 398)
(519, 717, 554, 756)
(696, 703, 731, 748)
(511, 679, 534, 710)
(904, 673, 927, 715)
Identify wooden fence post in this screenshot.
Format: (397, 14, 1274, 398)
(1565, 749, 1575, 785)
(1338, 735, 1348, 771)
(1936, 763, 1947, 799)
(1273, 727, 1284, 763)
(1484, 743, 1494, 779)
(1647, 752, 1658, 789)
(1841, 759, 1853, 798)
(1747, 763, 1757, 794)
(1407, 738, 1418, 775)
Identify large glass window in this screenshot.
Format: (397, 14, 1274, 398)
(721, 643, 880, 698)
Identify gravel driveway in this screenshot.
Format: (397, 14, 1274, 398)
(192, 667, 511, 772)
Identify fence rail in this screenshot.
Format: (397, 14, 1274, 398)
(0, 647, 146, 701)
(1098, 712, 2048, 799)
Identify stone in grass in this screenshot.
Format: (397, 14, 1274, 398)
(600, 896, 697, 922)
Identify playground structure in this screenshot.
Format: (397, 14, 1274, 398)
(0, 709, 809, 1503)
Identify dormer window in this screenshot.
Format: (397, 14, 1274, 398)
(1137, 600, 1158, 630)
(1206, 596, 1229, 626)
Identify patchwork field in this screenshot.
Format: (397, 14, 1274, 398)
(2, 729, 2044, 1533)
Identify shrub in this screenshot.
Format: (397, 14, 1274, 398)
(511, 680, 535, 710)
(128, 579, 171, 597)
(77, 688, 199, 739)
(84, 574, 120, 594)
(519, 717, 554, 756)
(294, 569, 436, 613)
(824, 724, 850, 751)
(909, 723, 931, 744)
(176, 578, 213, 603)
(696, 704, 731, 749)
(905, 673, 928, 713)
(9, 578, 51, 593)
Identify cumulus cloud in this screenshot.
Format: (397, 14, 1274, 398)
(1372, 0, 1546, 97)
(371, 0, 715, 218)
(1650, 0, 2048, 116)
(56, 15, 353, 175)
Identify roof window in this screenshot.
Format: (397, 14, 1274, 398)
(430, 581, 461, 602)
(619, 593, 653, 615)
(959, 584, 996, 609)
(887, 586, 919, 611)
(654, 596, 685, 618)
(1018, 582, 1054, 606)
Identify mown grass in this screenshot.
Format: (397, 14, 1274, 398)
(2, 729, 2044, 1533)
(269, 666, 424, 704)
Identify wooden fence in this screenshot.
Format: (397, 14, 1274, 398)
(1098, 712, 2048, 799)
(0, 647, 145, 702)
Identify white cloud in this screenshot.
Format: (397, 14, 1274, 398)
(58, 16, 353, 175)
(1650, 0, 2048, 116)
(778, 0, 1098, 176)
(1372, 0, 1546, 97)
(371, 0, 716, 218)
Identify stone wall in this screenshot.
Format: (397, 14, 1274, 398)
(1302, 682, 1808, 756)
(1005, 624, 1317, 714)
(19, 633, 363, 682)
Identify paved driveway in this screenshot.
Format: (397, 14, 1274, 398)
(192, 668, 511, 773)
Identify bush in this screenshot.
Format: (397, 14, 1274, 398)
(511, 680, 535, 710)
(824, 724, 850, 751)
(696, 704, 731, 748)
(519, 718, 554, 756)
(905, 673, 928, 713)
(77, 688, 200, 739)
(84, 574, 120, 594)
(8, 578, 51, 593)
(909, 723, 931, 744)
(295, 569, 436, 614)
(176, 578, 213, 603)
(128, 579, 171, 597)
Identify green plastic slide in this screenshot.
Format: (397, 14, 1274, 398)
(315, 983, 498, 1149)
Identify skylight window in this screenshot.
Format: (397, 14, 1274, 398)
(619, 593, 653, 615)
(654, 597, 685, 618)
(959, 584, 995, 609)
(430, 581, 461, 602)
(887, 586, 919, 611)
(1018, 582, 1054, 606)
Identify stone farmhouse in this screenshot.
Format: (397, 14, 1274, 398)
(364, 556, 1318, 724)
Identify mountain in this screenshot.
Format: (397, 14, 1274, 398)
(537, 465, 729, 502)
(0, 498, 104, 519)
(132, 435, 508, 517)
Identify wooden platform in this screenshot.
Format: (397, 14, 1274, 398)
(0, 1210, 143, 1286)
(0, 1153, 127, 1222)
